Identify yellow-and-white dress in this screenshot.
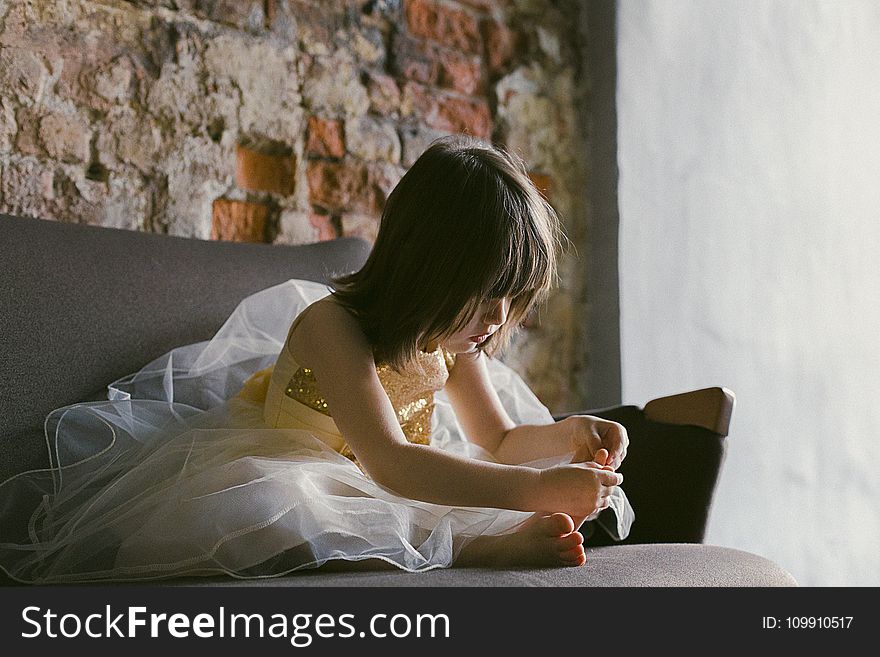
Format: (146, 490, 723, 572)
(0, 279, 632, 583)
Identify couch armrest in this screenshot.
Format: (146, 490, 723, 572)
(553, 387, 735, 545)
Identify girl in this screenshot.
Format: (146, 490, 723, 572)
(0, 136, 632, 582)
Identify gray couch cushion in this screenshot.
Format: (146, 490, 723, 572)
(169, 545, 797, 587)
(0, 213, 370, 482)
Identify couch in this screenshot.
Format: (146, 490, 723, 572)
(0, 213, 797, 586)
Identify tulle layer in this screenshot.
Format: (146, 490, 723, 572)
(0, 279, 632, 583)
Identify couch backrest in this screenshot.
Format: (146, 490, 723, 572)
(0, 214, 371, 482)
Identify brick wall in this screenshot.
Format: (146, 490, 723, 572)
(0, 0, 592, 412)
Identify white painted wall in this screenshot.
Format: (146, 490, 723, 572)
(616, 0, 880, 586)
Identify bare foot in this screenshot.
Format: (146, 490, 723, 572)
(455, 512, 586, 568)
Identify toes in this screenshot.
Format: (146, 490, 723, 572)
(559, 545, 586, 565)
(543, 512, 575, 536)
(556, 531, 584, 551)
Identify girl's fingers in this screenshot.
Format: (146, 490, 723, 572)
(597, 469, 623, 486)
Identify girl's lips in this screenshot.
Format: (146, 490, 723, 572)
(469, 333, 490, 343)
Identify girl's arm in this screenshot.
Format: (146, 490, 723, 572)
(445, 349, 629, 468)
(292, 300, 541, 511)
(292, 300, 619, 515)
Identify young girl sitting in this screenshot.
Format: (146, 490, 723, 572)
(0, 136, 632, 582)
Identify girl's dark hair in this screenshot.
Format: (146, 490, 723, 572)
(330, 135, 567, 372)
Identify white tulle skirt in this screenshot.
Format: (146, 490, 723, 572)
(0, 279, 632, 583)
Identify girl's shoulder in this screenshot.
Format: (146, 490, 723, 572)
(286, 294, 373, 371)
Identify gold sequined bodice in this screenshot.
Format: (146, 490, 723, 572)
(281, 346, 455, 461)
(257, 304, 456, 466)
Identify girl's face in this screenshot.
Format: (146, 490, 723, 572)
(442, 297, 510, 354)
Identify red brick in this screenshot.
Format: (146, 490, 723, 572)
(433, 93, 492, 138)
(211, 198, 270, 242)
(235, 144, 295, 195)
(483, 19, 517, 76)
(528, 171, 552, 202)
(402, 80, 491, 138)
(307, 160, 370, 212)
(406, 0, 482, 54)
(437, 48, 483, 95)
(406, 0, 442, 42)
(307, 117, 345, 159)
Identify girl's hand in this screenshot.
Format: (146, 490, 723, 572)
(537, 461, 623, 524)
(562, 415, 629, 471)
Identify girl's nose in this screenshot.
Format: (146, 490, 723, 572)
(483, 298, 509, 326)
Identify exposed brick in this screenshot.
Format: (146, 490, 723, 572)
(483, 19, 517, 76)
(345, 117, 401, 164)
(235, 144, 296, 195)
(313, 162, 404, 215)
(284, 0, 344, 54)
(402, 80, 491, 138)
(13, 107, 43, 157)
(365, 70, 402, 116)
(301, 54, 371, 116)
(0, 48, 49, 107)
(528, 171, 552, 202)
(434, 93, 492, 138)
(400, 80, 440, 120)
(307, 160, 370, 213)
(38, 113, 92, 164)
(97, 106, 166, 174)
(405, 0, 482, 54)
(93, 57, 134, 104)
(307, 117, 345, 159)
(437, 48, 483, 95)
(391, 35, 439, 86)
(211, 198, 270, 242)
(273, 209, 335, 244)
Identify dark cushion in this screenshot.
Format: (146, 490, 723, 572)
(0, 213, 371, 482)
(557, 406, 726, 544)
